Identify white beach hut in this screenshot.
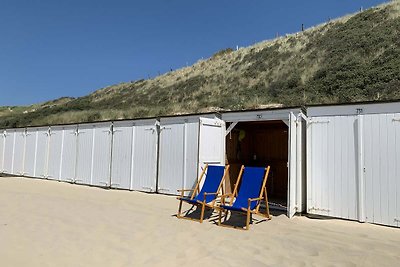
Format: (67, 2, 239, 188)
(221, 107, 306, 218)
(306, 101, 400, 227)
(1, 100, 399, 228)
(110, 118, 159, 192)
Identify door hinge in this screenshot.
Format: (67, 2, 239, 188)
(158, 188, 169, 192)
(142, 186, 154, 192)
(308, 119, 330, 125)
(160, 127, 171, 131)
(308, 207, 330, 212)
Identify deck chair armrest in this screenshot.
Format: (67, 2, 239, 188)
(247, 197, 263, 209)
(248, 197, 263, 202)
(177, 189, 196, 199)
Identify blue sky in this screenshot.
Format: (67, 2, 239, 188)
(0, 0, 387, 106)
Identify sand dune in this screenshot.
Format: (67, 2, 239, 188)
(0, 176, 399, 267)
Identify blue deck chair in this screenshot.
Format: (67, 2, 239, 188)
(217, 165, 271, 230)
(177, 164, 229, 223)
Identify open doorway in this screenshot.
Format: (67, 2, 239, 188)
(225, 120, 288, 210)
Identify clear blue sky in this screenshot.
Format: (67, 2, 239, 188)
(0, 0, 387, 106)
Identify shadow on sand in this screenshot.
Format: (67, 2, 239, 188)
(172, 205, 286, 229)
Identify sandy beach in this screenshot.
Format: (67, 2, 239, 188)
(0, 176, 399, 267)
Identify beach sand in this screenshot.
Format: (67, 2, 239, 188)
(0, 176, 399, 267)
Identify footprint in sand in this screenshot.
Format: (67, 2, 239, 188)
(306, 250, 319, 257)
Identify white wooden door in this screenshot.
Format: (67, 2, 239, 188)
(110, 122, 134, 189)
(306, 115, 358, 220)
(363, 113, 400, 227)
(75, 126, 94, 185)
(60, 126, 77, 182)
(131, 123, 158, 192)
(91, 124, 112, 187)
(24, 129, 37, 177)
(0, 131, 6, 172)
(12, 129, 26, 175)
(157, 123, 185, 194)
(197, 117, 225, 188)
(47, 128, 63, 180)
(3, 130, 15, 174)
(34, 128, 49, 178)
(198, 117, 225, 168)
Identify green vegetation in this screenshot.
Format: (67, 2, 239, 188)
(1, 1, 400, 128)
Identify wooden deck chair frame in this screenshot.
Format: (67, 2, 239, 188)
(217, 165, 271, 230)
(177, 164, 230, 223)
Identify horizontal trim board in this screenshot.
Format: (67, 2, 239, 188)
(160, 114, 217, 124)
(113, 119, 158, 127)
(222, 109, 303, 122)
(307, 102, 400, 117)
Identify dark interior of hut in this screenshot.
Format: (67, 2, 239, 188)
(225, 120, 288, 209)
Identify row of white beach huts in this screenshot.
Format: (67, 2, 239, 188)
(0, 101, 399, 228)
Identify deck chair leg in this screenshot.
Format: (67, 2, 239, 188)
(264, 187, 270, 219)
(200, 202, 206, 223)
(218, 209, 222, 226)
(246, 209, 251, 230)
(177, 200, 183, 218)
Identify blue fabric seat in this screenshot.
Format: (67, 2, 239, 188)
(217, 166, 271, 230)
(177, 165, 227, 223)
(181, 165, 225, 203)
(220, 167, 266, 211)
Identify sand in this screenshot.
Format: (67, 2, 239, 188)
(0, 176, 399, 267)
